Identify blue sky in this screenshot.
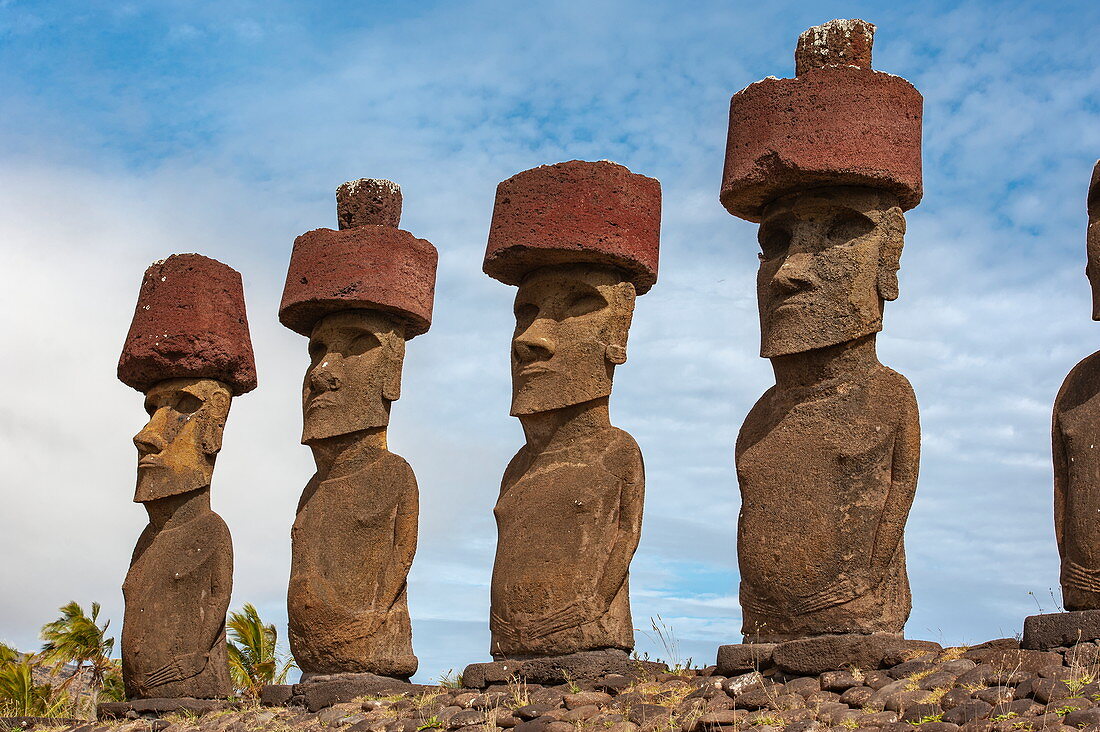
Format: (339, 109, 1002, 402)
(2, 0, 1099, 682)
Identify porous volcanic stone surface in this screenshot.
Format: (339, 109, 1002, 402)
(1022, 610, 1100, 650)
(55, 635, 1100, 732)
(484, 160, 661, 294)
(337, 178, 403, 230)
(795, 18, 875, 75)
(720, 19, 922, 223)
(118, 254, 257, 395)
(279, 226, 437, 337)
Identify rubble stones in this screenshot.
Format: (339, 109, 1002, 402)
(108, 649, 1100, 732)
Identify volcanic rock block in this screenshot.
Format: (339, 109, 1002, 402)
(118, 253, 257, 395)
(484, 160, 661, 294)
(716, 643, 776, 674)
(98, 698, 239, 720)
(1022, 610, 1100, 650)
(721, 19, 921, 223)
(795, 18, 876, 75)
(279, 226, 437, 337)
(291, 673, 425, 713)
(772, 634, 909, 676)
(461, 651, 666, 689)
(337, 178, 403, 230)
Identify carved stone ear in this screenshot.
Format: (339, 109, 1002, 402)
(877, 208, 905, 302)
(200, 392, 230, 455)
(383, 365, 402, 402)
(604, 281, 636, 365)
(605, 344, 627, 365)
(381, 331, 406, 402)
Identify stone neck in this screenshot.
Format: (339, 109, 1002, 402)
(769, 333, 880, 393)
(517, 397, 611, 453)
(309, 427, 388, 479)
(144, 487, 211, 530)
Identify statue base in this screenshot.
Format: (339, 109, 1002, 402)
(266, 672, 428, 712)
(716, 634, 941, 677)
(1022, 610, 1100, 650)
(98, 698, 239, 720)
(461, 649, 666, 689)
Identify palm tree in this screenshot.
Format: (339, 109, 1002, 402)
(226, 604, 295, 698)
(39, 601, 115, 708)
(0, 651, 65, 717)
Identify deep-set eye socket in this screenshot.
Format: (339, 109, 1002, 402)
(826, 210, 875, 245)
(342, 332, 380, 358)
(759, 226, 792, 261)
(307, 339, 326, 361)
(174, 393, 203, 415)
(514, 302, 539, 327)
(565, 291, 606, 318)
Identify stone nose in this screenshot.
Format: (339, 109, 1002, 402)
(133, 419, 167, 456)
(308, 358, 343, 392)
(513, 323, 556, 363)
(772, 251, 815, 295)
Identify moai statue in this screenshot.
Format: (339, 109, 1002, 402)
(717, 20, 924, 657)
(280, 179, 436, 683)
(116, 254, 257, 703)
(1023, 161, 1100, 650)
(462, 160, 661, 684)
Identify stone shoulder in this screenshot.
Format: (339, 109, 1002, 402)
(1055, 349, 1100, 414)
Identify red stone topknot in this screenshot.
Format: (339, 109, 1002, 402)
(118, 253, 257, 395)
(280, 178, 437, 338)
(721, 19, 923, 223)
(484, 160, 661, 294)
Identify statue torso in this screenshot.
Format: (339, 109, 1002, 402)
(121, 510, 232, 699)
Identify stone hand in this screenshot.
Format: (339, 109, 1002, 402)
(143, 652, 207, 688)
(490, 610, 520, 644)
(793, 576, 871, 615)
(528, 600, 596, 640)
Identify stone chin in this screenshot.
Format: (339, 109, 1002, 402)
(134, 467, 211, 503)
(301, 401, 391, 444)
(509, 367, 613, 416)
(760, 315, 883, 359)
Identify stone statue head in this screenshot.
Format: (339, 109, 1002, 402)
(1086, 161, 1100, 320)
(133, 377, 232, 503)
(510, 263, 636, 416)
(302, 309, 406, 443)
(756, 186, 905, 358)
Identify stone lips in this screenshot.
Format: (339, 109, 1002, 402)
(118, 254, 257, 395)
(279, 226, 438, 338)
(484, 160, 661, 294)
(720, 66, 923, 223)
